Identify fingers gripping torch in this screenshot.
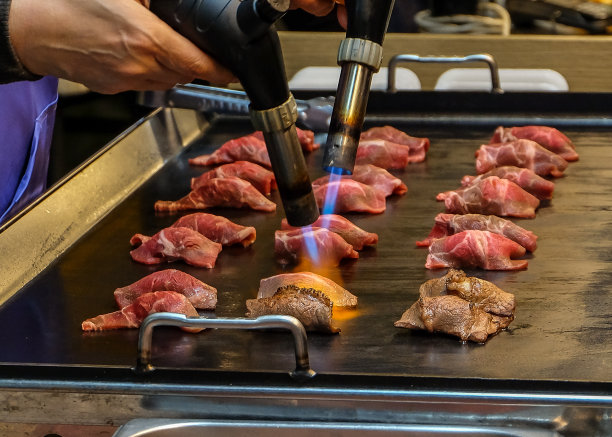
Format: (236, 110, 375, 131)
(150, 0, 319, 226)
(322, 0, 395, 175)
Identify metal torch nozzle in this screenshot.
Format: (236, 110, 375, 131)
(322, 0, 395, 175)
(323, 61, 375, 175)
(322, 37, 384, 175)
(250, 95, 320, 227)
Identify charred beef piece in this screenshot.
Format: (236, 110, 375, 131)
(246, 285, 340, 334)
(421, 295, 511, 343)
(394, 269, 515, 343)
(258, 272, 358, 309)
(444, 269, 515, 317)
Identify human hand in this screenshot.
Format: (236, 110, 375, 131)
(290, 0, 347, 28)
(8, 0, 236, 94)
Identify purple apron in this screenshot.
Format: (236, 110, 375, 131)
(0, 76, 58, 224)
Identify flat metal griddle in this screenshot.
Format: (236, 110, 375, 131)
(0, 92, 611, 395)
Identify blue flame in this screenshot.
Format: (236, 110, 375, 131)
(300, 167, 346, 266)
(301, 225, 320, 264)
(321, 167, 344, 221)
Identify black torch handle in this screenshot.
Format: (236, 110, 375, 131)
(345, 0, 395, 43)
(149, 0, 291, 110)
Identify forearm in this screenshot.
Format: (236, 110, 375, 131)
(0, 0, 39, 83)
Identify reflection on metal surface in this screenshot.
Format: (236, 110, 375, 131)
(0, 108, 207, 307)
(0, 385, 610, 434)
(112, 419, 561, 437)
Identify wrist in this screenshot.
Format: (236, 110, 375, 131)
(1, 0, 39, 81)
(6, 0, 44, 80)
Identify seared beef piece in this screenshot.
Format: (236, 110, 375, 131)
(394, 269, 515, 342)
(191, 161, 276, 196)
(437, 177, 540, 219)
(461, 166, 554, 201)
(426, 230, 528, 271)
(312, 164, 407, 197)
(275, 227, 359, 267)
(171, 212, 256, 247)
(246, 285, 340, 334)
(420, 295, 512, 343)
(82, 291, 202, 333)
(154, 177, 277, 213)
(130, 227, 223, 268)
(312, 179, 386, 214)
(114, 269, 217, 310)
(476, 139, 568, 178)
(188, 128, 318, 168)
(189, 135, 271, 167)
(416, 213, 538, 252)
(258, 272, 358, 309)
(355, 139, 415, 169)
(281, 214, 378, 250)
(253, 128, 319, 153)
(490, 126, 578, 162)
(360, 126, 430, 163)
(444, 269, 515, 317)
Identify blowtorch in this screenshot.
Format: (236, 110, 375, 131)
(322, 0, 395, 175)
(149, 0, 319, 227)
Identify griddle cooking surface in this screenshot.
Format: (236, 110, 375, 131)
(1, 118, 611, 384)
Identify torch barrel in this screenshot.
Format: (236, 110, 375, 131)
(322, 0, 395, 175)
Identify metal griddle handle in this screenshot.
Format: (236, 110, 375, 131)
(134, 313, 316, 381)
(387, 53, 503, 94)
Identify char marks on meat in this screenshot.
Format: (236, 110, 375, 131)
(246, 285, 340, 334)
(130, 227, 222, 268)
(413, 295, 512, 343)
(426, 230, 528, 270)
(82, 291, 201, 332)
(361, 125, 429, 163)
(313, 180, 386, 214)
(461, 166, 554, 200)
(281, 214, 378, 250)
(312, 164, 407, 197)
(417, 213, 538, 252)
(476, 139, 568, 178)
(443, 269, 515, 317)
(171, 212, 256, 247)
(188, 135, 271, 167)
(438, 177, 540, 219)
(275, 228, 359, 266)
(154, 177, 277, 213)
(114, 269, 217, 310)
(191, 161, 276, 195)
(258, 272, 358, 309)
(394, 269, 515, 342)
(491, 125, 578, 162)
